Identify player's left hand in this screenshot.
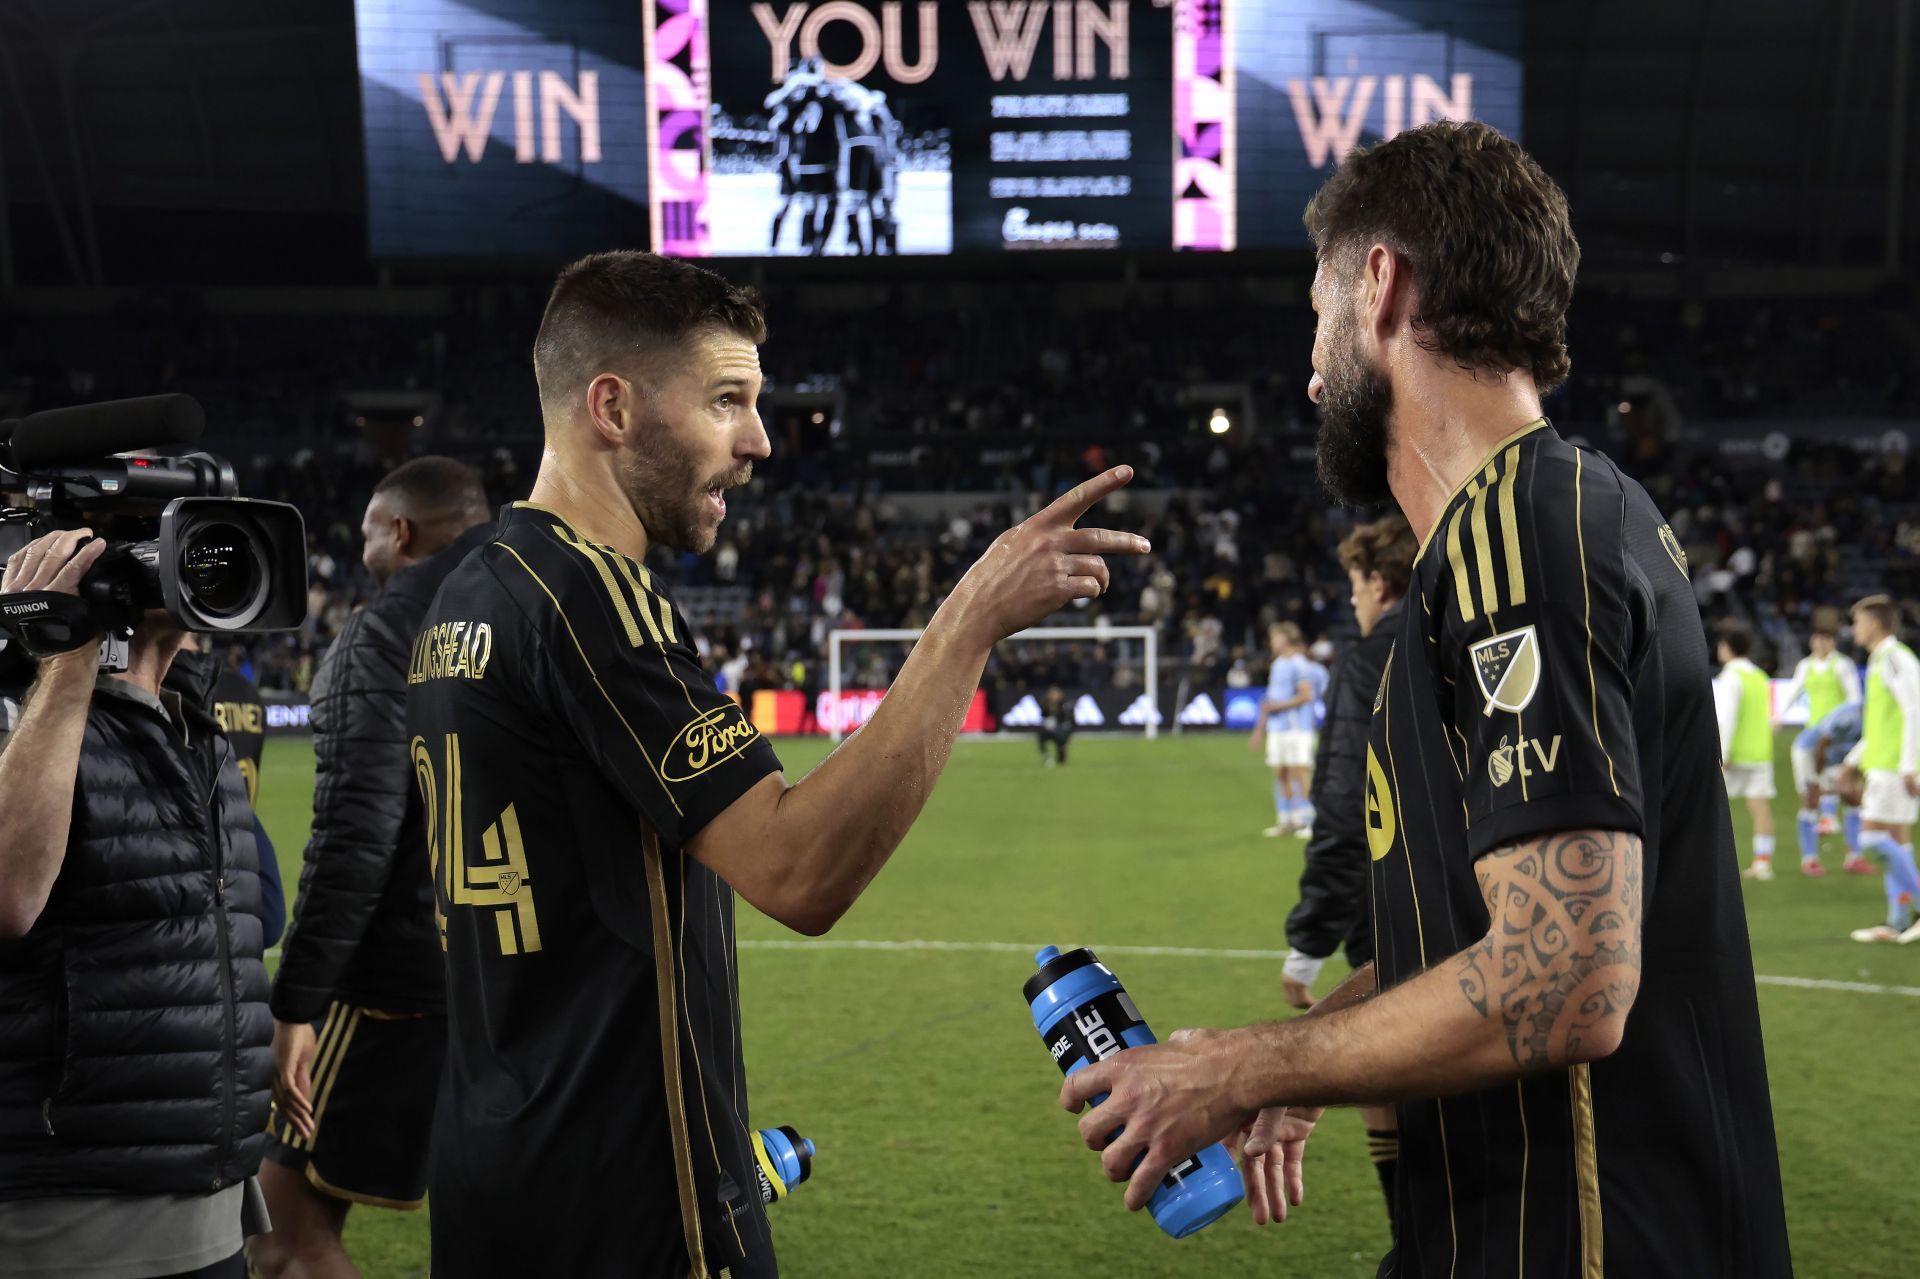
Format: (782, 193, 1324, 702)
(1058, 1026, 1256, 1212)
(1234, 1103, 1321, 1225)
(1905, 773, 1918, 798)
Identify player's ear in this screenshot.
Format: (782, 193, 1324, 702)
(1364, 244, 1407, 345)
(584, 372, 636, 448)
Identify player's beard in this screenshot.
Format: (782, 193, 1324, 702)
(1313, 312, 1396, 507)
(619, 413, 750, 555)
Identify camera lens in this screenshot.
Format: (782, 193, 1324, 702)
(180, 522, 262, 619)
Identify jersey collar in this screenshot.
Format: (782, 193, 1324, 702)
(1413, 417, 1552, 562)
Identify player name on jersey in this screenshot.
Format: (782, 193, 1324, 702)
(408, 619, 494, 684)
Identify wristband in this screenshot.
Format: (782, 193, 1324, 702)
(1283, 949, 1326, 988)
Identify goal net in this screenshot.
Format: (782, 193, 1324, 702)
(826, 625, 1161, 743)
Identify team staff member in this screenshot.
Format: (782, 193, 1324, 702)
(1061, 122, 1789, 1276)
(1280, 512, 1416, 1226)
(252, 459, 494, 1279)
(409, 251, 1147, 1277)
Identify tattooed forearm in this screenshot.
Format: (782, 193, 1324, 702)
(1452, 829, 1644, 1070)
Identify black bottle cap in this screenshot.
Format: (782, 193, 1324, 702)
(776, 1126, 811, 1184)
(1021, 946, 1102, 1006)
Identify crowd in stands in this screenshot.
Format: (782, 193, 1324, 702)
(2, 282, 1915, 697)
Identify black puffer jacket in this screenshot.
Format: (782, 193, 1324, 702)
(0, 656, 272, 1198)
(1286, 599, 1403, 967)
(271, 523, 494, 1024)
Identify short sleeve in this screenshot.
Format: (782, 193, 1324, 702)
(489, 528, 782, 849)
(1437, 448, 1645, 859)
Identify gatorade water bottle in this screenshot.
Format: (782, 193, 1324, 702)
(1025, 946, 1244, 1238)
(750, 1126, 815, 1205)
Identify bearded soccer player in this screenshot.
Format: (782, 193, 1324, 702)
(407, 251, 1147, 1277)
(1060, 122, 1791, 1277)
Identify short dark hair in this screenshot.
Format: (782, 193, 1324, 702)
(1809, 606, 1842, 639)
(373, 456, 489, 523)
(1853, 594, 1901, 637)
(533, 251, 767, 413)
(1303, 120, 1579, 392)
(1337, 513, 1418, 601)
(1718, 622, 1754, 658)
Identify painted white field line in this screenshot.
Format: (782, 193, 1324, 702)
(734, 938, 1920, 999)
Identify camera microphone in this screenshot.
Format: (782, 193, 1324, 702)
(1, 395, 206, 470)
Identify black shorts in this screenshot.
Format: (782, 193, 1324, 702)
(264, 1002, 445, 1209)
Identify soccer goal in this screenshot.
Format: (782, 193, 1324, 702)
(826, 625, 1160, 743)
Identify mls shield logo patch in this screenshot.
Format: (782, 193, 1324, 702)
(1470, 625, 1542, 717)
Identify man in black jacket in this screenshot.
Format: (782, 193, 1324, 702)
(252, 459, 491, 1279)
(0, 527, 273, 1279)
(1281, 511, 1415, 1223)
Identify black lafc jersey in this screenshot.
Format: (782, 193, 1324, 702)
(407, 502, 783, 1279)
(1365, 423, 1790, 1277)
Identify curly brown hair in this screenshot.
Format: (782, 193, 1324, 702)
(1303, 120, 1579, 392)
(1337, 513, 1418, 601)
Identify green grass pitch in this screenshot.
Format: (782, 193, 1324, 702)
(255, 730, 1915, 1277)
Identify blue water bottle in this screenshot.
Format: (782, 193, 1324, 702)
(750, 1126, 815, 1205)
(1024, 946, 1244, 1237)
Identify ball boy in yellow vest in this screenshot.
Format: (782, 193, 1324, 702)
(1716, 623, 1779, 880)
(1843, 596, 1920, 944)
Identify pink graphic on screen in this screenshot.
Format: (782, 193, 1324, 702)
(645, 0, 711, 256)
(1174, 0, 1233, 252)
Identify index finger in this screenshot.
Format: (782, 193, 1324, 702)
(1040, 466, 1134, 527)
(1059, 1059, 1116, 1114)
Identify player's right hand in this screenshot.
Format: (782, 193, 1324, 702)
(271, 1019, 319, 1143)
(948, 466, 1149, 645)
(2, 527, 105, 598)
(3, 528, 107, 673)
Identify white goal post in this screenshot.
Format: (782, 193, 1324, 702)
(827, 626, 1160, 743)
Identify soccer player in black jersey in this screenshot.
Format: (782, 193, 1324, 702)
(407, 251, 1147, 1278)
(1062, 122, 1791, 1277)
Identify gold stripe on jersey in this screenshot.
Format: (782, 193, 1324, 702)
(1570, 1063, 1604, 1277)
(679, 874, 747, 1256)
(1379, 647, 1429, 963)
(643, 825, 709, 1276)
(1499, 445, 1527, 607)
(1572, 452, 1622, 796)
(1413, 418, 1551, 561)
(611, 553, 669, 645)
(1445, 498, 1475, 621)
(553, 525, 646, 648)
(1434, 1099, 1462, 1279)
(718, 890, 743, 1115)
(495, 543, 684, 817)
(1515, 1079, 1530, 1278)
(1469, 463, 1498, 617)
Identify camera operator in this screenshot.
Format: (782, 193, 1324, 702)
(0, 527, 273, 1279)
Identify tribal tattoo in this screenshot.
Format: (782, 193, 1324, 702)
(1452, 829, 1643, 1069)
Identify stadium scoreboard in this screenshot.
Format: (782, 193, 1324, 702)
(355, 0, 1521, 258)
